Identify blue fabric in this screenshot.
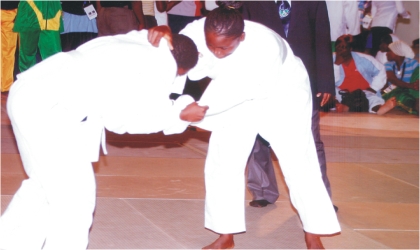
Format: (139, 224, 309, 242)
(385, 57, 419, 83)
(335, 52, 381, 87)
(61, 12, 98, 34)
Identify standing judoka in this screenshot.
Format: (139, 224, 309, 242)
(148, 1, 340, 249)
(0, 30, 207, 250)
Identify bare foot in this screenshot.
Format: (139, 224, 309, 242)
(377, 97, 397, 115)
(202, 234, 234, 249)
(336, 103, 349, 112)
(304, 232, 324, 249)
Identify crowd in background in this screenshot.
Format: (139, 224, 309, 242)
(1, 0, 419, 114)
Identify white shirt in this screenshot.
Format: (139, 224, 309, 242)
(326, 0, 361, 41)
(371, 0, 410, 32)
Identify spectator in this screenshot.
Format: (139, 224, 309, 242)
(382, 40, 419, 114)
(60, 1, 98, 52)
(1, 1, 19, 93)
(133, 1, 167, 30)
(412, 38, 419, 62)
(241, 0, 337, 211)
(166, 0, 204, 34)
(96, 1, 138, 36)
(13, 0, 63, 72)
(375, 34, 399, 65)
(326, 0, 360, 52)
(333, 34, 396, 115)
(154, 1, 169, 26)
(370, 0, 410, 57)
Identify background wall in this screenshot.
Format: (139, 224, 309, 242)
(395, 1, 419, 46)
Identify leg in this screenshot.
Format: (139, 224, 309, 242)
(201, 104, 258, 248)
(17, 30, 40, 72)
(38, 30, 62, 61)
(247, 135, 279, 206)
(1, 87, 96, 249)
(258, 63, 340, 238)
(311, 109, 331, 198)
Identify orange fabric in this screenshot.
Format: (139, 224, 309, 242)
(339, 59, 370, 92)
(1, 9, 18, 92)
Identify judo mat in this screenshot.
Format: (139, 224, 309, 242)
(1, 92, 418, 249)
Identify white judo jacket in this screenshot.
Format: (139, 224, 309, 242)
(8, 30, 194, 162)
(172, 18, 312, 131)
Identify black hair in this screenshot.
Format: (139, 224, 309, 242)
(336, 34, 353, 48)
(380, 34, 393, 45)
(171, 34, 198, 70)
(204, 1, 244, 38)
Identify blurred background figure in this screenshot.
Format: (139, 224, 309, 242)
(375, 34, 400, 65)
(370, 0, 411, 57)
(13, 0, 63, 72)
(382, 40, 419, 115)
(412, 38, 419, 62)
(326, 0, 360, 52)
(60, 1, 98, 52)
(166, 0, 205, 34)
(1, 1, 19, 93)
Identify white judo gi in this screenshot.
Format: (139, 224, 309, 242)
(177, 19, 341, 235)
(0, 30, 195, 250)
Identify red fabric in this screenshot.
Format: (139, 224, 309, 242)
(194, 1, 202, 16)
(339, 59, 370, 92)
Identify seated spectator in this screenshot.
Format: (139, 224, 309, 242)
(375, 34, 399, 65)
(333, 35, 396, 115)
(382, 40, 419, 114)
(412, 39, 419, 62)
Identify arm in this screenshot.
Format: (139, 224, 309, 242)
(96, 0, 102, 13)
(315, 1, 335, 107)
(367, 56, 387, 91)
(166, 0, 181, 12)
(386, 71, 419, 90)
(155, 0, 167, 12)
(131, 1, 146, 30)
(395, 0, 410, 18)
(148, 25, 173, 49)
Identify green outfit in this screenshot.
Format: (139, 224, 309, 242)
(383, 67, 419, 114)
(13, 0, 63, 72)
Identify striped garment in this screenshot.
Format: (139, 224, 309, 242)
(385, 57, 419, 83)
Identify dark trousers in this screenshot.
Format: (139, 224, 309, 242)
(246, 109, 332, 202)
(167, 14, 201, 34)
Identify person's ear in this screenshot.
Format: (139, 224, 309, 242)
(239, 32, 245, 42)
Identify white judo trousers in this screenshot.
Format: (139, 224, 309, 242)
(1, 73, 97, 250)
(0, 30, 194, 249)
(181, 18, 341, 235)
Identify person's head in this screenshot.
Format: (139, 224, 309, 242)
(204, 1, 245, 59)
(171, 34, 199, 75)
(386, 40, 415, 62)
(335, 35, 353, 59)
(379, 34, 393, 52)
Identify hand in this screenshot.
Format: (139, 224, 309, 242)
(180, 102, 209, 122)
(147, 25, 173, 50)
(317, 92, 331, 107)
